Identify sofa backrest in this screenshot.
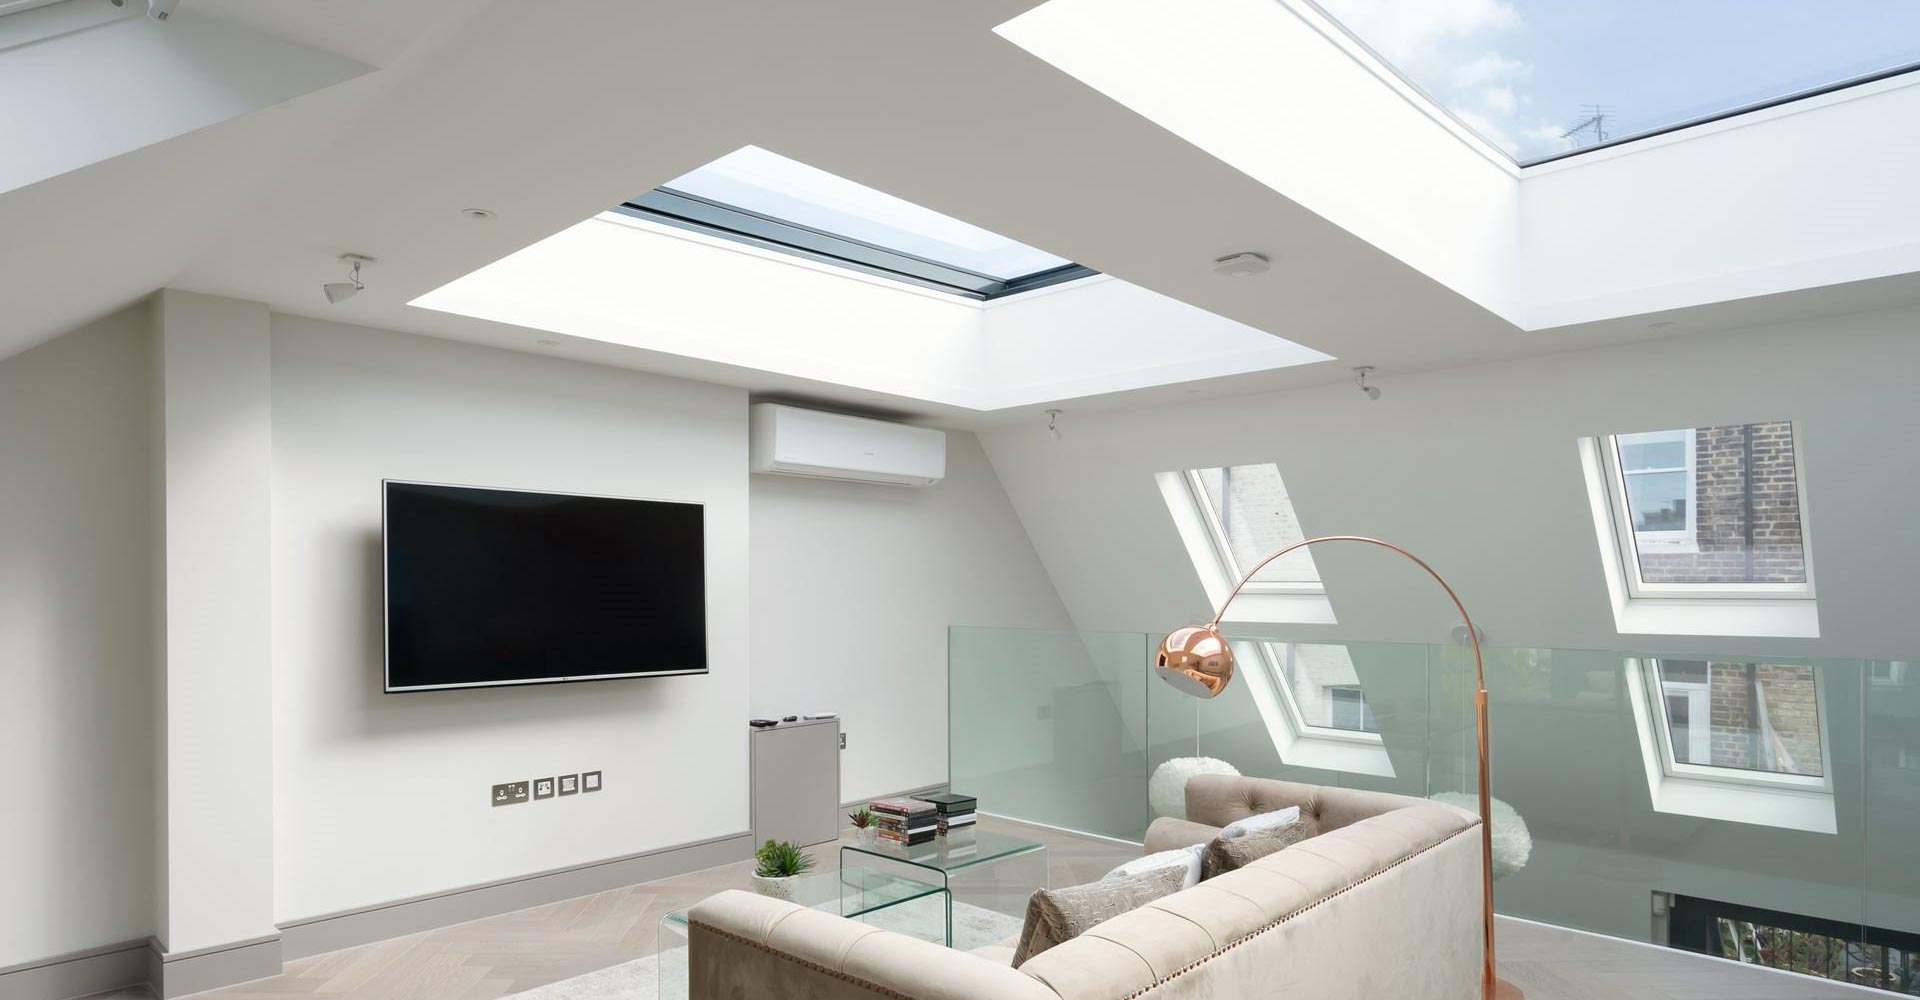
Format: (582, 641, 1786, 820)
(1184, 773, 1434, 839)
(1017, 800, 1482, 1000)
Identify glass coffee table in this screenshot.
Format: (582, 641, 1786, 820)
(840, 829, 1049, 947)
(656, 866, 945, 1000)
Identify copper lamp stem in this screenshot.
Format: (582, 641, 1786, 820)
(1205, 535, 1508, 1000)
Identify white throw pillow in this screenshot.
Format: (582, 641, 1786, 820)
(1220, 805, 1300, 840)
(1103, 844, 1204, 890)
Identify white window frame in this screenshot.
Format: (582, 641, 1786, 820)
(1597, 425, 1817, 602)
(1236, 641, 1393, 777)
(1578, 434, 1820, 640)
(1155, 468, 1336, 626)
(1264, 642, 1383, 745)
(1640, 659, 1831, 793)
(1622, 657, 1836, 834)
(1182, 468, 1323, 597)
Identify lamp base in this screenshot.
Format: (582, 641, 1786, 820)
(1491, 977, 1525, 1000)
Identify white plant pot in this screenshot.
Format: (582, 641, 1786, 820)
(751, 873, 799, 900)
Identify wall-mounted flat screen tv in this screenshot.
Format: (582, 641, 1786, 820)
(383, 481, 707, 692)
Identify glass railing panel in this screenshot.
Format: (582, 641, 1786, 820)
(948, 625, 1151, 842)
(1485, 650, 1870, 970)
(1865, 660, 1920, 991)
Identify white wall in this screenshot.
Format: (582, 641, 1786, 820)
(269, 315, 752, 922)
(1, 301, 1075, 963)
(979, 302, 1920, 662)
(0, 307, 157, 965)
(154, 291, 278, 954)
(749, 432, 1076, 802)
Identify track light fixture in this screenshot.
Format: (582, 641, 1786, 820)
(1354, 365, 1381, 400)
(108, 0, 179, 21)
(1045, 409, 1063, 441)
(323, 254, 374, 305)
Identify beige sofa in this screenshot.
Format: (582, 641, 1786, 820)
(688, 775, 1483, 999)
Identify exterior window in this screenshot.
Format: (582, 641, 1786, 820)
(1667, 894, 1920, 994)
(1262, 643, 1379, 739)
(1645, 659, 1826, 785)
(1327, 686, 1376, 733)
(1600, 422, 1813, 598)
(1189, 465, 1321, 593)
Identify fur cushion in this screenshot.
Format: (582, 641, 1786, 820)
(1200, 821, 1310, 880)
(1220, 805, 1301, 839)
(1010, 866, 1187, 966)
(1103, 843, 1205, 889)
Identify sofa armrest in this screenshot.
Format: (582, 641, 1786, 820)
(689, 889, 1058, 1000)
(1144, 816, 1221, 853)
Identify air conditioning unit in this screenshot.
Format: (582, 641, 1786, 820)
(749, 404, 945, 487)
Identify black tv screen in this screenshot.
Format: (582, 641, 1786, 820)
(383, 481, 707, 692)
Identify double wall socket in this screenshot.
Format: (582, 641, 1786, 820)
(491, 780, 531, 806)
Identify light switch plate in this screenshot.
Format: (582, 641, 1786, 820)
(491, 780, 530, 806)
(582, 770, 602, 793)
(533, 777, 555, 800)
(558, 773, 579, 796)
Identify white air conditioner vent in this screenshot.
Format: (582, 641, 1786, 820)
(749, 404, 945, 487)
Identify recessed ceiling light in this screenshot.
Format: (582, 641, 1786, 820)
(535, 339, 560, 347)
(461, 208, 496, 221)
(1648, 320, 1678, 329)
(1212, 252, 1270, 278)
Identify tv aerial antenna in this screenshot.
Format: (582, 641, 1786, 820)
(1562, 104, 1616, 146)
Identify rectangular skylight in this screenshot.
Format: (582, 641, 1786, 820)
(623, 146, 1094, 299)
(1308, 0, 1920, 165)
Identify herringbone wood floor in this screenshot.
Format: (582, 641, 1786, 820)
(88, 815, 1135, 1000)
(88, 816, 1880, 1000)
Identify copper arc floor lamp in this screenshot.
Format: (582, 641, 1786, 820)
(1155, 535, 1522, 1000)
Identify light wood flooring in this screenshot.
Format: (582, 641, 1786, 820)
(87, 815, 1885, 1000)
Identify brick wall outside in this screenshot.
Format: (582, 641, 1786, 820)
(1638, 421, 1807, 585)
(1704, 661, 1823, 775)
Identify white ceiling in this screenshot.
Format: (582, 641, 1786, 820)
(5, 0, 1920, 429)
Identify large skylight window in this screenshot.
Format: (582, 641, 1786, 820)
(1309, 0, 1920, 165)
(623, 146, 1094, 299)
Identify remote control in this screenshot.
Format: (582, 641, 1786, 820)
(749, 718, 779, 728)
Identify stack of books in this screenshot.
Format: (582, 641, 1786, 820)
(915, 792, 977, 836)
(869, 797, 937, 847)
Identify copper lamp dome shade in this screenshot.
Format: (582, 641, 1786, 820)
(1154, 624, 1235, 698)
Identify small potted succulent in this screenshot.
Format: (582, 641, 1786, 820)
(751, 839, 816, 899)
(848, 807, 877, 843)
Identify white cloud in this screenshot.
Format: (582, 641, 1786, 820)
(1314, 0, 1569, 160)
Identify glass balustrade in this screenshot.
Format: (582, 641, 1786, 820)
(951, 627, 1920, 994)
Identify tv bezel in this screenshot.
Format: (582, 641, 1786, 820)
(381, 479, 709, 693)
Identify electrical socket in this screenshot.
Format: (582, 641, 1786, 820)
(491, 780, 530, 806)
(532, 777, 556, 800)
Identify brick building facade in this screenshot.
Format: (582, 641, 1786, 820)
(1638, 421, 1807, 585)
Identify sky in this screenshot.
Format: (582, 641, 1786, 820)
(1310, 0, 1920, 162)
